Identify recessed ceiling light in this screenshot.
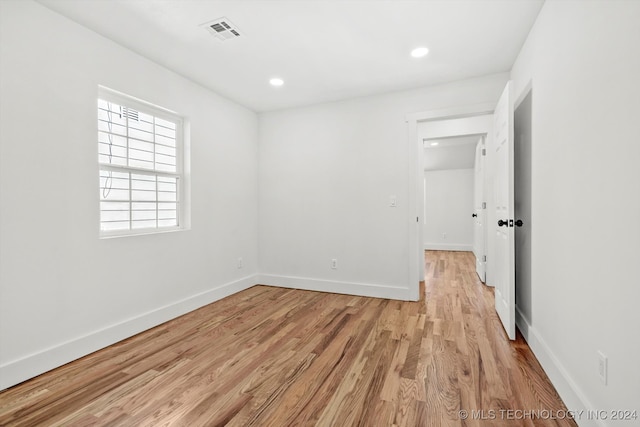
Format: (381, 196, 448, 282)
(411, 47, 429, 58)
(269, 78, 284, 87)
(430, 141, 439, 146)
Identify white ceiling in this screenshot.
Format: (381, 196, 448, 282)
(37, 0, 544, 112)
(424, 135, 479, 171)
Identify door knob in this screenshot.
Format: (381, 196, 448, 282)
(515, 219, 524, 227)
(498, 219, 508, 227)
(472, 213, 477, 218)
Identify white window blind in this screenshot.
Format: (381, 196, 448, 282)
(97, 90, 183, 236)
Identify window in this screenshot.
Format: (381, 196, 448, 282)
(97, 88, 183, 236)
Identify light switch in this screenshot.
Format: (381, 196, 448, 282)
(390, 195, 397, 207)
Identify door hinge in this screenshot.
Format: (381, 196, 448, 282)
(482, 148, 486, 156)
(483, 255, 487, 262)
(417, 217, 419, 222)
(482, 202, 486, 209)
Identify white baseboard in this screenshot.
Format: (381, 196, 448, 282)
(424, 243, 473, 251)
(516, 307, 605, 427)
(258, 274, 416, 301)
(0, 274, 257, 391)
(1, 273, 416, 390)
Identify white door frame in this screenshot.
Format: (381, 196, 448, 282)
(406, 103, 496, 299)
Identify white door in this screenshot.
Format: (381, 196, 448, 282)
(493, 81, 516, 340)
(473, 137, 486, 282)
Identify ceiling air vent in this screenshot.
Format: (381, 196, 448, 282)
(202, 18, 241, 41)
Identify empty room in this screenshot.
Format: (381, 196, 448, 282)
(0, 1, 638, 426)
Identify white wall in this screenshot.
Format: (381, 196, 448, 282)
(0, 1, 259, 389)
(423, 169, 474, 251)
(510, 1, 640, 425)
(258, 74, 508, 300)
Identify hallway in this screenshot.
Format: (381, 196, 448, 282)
(421, 250, 575, 426)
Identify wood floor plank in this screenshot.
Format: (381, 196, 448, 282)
(0, 251, 577, 427)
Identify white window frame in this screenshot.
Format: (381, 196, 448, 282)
(97, 87, 185, 238)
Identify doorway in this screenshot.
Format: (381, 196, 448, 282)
(423, 134, 482, 255)
(414, 113, 494, 283)
(408, 82, 526, 340)
(406, 103, 495, 299)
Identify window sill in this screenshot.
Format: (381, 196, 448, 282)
(99, 226, 188, 239)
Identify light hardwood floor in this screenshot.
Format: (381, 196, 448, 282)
(0, 251, 576, 426)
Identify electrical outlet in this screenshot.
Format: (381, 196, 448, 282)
(237, 257, 243, 269)
(442, 232, 447, 239)
(597, 351, 607, 385)
(331, 259, 338, 269)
